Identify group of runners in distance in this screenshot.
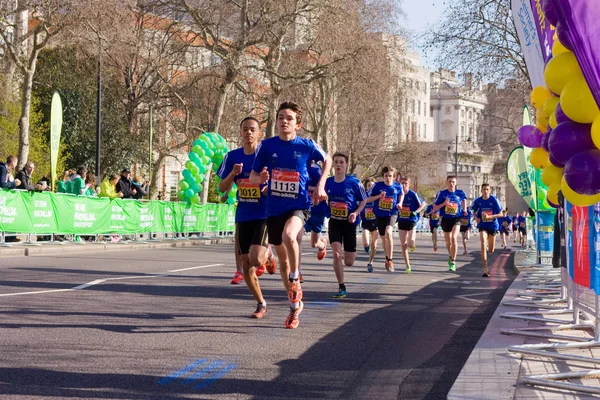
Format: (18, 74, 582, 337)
(218, 101, 529, 329)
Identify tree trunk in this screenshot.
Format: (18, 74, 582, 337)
(209, 68, 235, 133)
(150, 153, 167, 200)
(17, 66, 35, 169)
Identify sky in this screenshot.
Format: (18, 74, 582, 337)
(400, 0, 449, 68)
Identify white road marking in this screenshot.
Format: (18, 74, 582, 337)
(168, 264, 223, 273)
(301, 253, 312, 256)
(451, 319, 467, 327)
(454, 291, 493, 304)
(0, 289, 73, 297)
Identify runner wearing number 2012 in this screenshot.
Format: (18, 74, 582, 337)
(250, 101, 332, 329)
(432, 175, 467, 272)
(325, 152, 368, 298)
(217, 117, 277, 319)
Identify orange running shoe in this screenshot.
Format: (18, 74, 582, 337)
(385, 259, 395, 272)
(317, 246, 327, 261)
(299, 273, 304, 283)
(288, 279, 303, 303)
(284, 301, 304, 329)
(256, 264, 266, 277)
(433, 245, 438, 252)
(230, 271, 244, 284)
(266, 246, 277, 275)
(251, 303, 267, 319)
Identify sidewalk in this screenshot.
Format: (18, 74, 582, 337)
(0, 236, 235, 258)
(448, 251, 600, 400)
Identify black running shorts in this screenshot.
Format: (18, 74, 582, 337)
(397, 220, 417, 231)
(236, 220, 268, 255)
(266, 209, 309, 246)
(361, 219, 377, 233)
(479, 228, 498, 236)
(376, 215, 398, 236)
(441, 217, 461, 233)
(328, 218, 357, 252)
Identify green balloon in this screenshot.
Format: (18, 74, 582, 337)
(177, 189, 185, 200)
(185, 160, 195, 170)
(189, 164, 199, 176)
(201, 156, 210, 165)
(179, 180, 189, 190)
(190, 194, 201, 204)
(192, 145, 202, 154)
(198, 164, 207, 174)
(195, 174, 204, 184)
(184, 188, 194, 198)
(193, 139, 203, 147)
(229, 189, 236, 198)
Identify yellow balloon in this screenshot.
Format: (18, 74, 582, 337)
(541, 164, 563, 187)
(542, 96, 559, 119)
(544, 52, 583, 95)
(560, 77, 600, 124)
(547, 182, 560, 205)
(592, 114, 600, 150)
(530, 148, 550, 169)
(561, 176, 600, 206)
(531, 86, 553, 109)
(552, 38, 568, 56)
(549, 112, 558, 129)
(536, 121, 548, 132)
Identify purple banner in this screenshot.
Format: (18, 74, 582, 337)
(550, 0, 600, 108)
(531, 0, 555, 59)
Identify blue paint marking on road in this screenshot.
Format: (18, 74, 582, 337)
(158, 358, 208, 385)
(365, 277, 387, 284)
(195, 363, 238, 390)
(305, 301, 340, 310)
(182, 360, 225, 384)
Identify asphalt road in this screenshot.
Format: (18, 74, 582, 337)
(0, 233, 517, 399)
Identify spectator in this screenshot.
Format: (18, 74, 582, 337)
(116, 168, 135, 199)
(36, 174, 52, 192)
(99, 174, 123, 199)
(15, 162, 35, 191)
(70, 166, 87, 195)
(57, 170, 73, 193)
(83, 174, 98, 197)
(132, 176, 148, 200)
(0, 155, 21, 189)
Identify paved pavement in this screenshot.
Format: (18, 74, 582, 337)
(0, 234, 517, 399)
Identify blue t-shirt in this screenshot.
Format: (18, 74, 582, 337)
(217, 147, 267, 223)
(517, 215, 527, 229)
(369, 181, 403, 217)
(252, 136, 327, 217)
(471, 195, 503, 230)
(434, 189, 467, 219)
(308, 162, 328, 215)
(398, 190, 423, 222)
(500, 216, 512, 230)
(325, 176, 367, 224)
(425, 204, 440, 227)
(460, 210, 473, 228)
(512, 216, 519, 227)
(361, 201, 376, 221)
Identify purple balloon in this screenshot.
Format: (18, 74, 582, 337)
(548, 121, 595, 165)
(556, 21, 574, 52)
(542, 0, 559, 27)
(542, 130, 552, 152)
(517, 125, 543, 148)
(555, 103, 569, 124)
(549, 153, 566, 168)
(563, 149, 600, 195)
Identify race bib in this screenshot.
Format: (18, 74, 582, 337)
(330, 201, 348, 219)
(460, 218, 469, 226)
(271, 170, 300, 199)
(400, 206, 411, 218)
(237, 178, 261, 201)
(520, 222, 526, 227)
(481, 209, 492, 220)
(445, 202, 458, 215)
(502, 221, 508, 227)
(364, 207, 375, 220)
(379, 197, 393, 211)
(431, 213, 439, 220)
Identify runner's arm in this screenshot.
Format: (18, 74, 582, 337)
(415, 200, 427, 214)
(315, 155, 332, 198)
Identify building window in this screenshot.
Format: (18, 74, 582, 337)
(461, 109, 465, 118)
(423, 102, 427, 116)
(416, 80, 420, 91)
(430, 107, 434, 117)
(460, 125, 465, 139)
(424, 124, 427, 138)
(412, 100, 416, 114)
(445, 106, 451, 115)
(469, 110, 473, 119)
(423, 82, 427, 94)
(418, 101, 421, 115)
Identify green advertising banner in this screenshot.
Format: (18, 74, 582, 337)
(0, 190, 236, 235)
(506, 146, 533, 207)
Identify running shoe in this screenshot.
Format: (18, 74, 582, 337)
(463, 250, 468, 255)
(265, 247, 277, 275)
(333, 288, 347, 298)
(230, 271, 244, 284)
(364, 245, 370, 254)
(482, 269, 490, 278)
(299, 273, 304, 283)
(409, 246, 416, 252)
(288, 279, 303, 303)
(317, 246, 327, 261)
(367, 263, 373, 273)
(385, 259, 394, 272)
(256, 264, 266, 277)
(251, 303, 267, 319)
(449, 261, 456, 272)
(405, 265, 411, 274)
(433, 245, 437, 252)
(284, 301, 304, 329)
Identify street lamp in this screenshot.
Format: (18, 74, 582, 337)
(452, 134, 472, 178)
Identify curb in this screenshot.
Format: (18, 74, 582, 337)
(0, 237, 235, 257)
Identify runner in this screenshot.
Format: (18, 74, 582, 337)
(217, 117, 276, 318)
(459, 208, 473, 255)
(305, 161, 328, 261)
(424, 204, 440, 252)
(366, 167, 404, 272)
(325, 152, 368, 298)
(250, 101, 332, 329)
(396, 177, 426, 273)
(361, 179, 380, 272)
(512, 212, 519, 243)
(518, 210, 528, 247)
(499, 211, 512, 249)
(361, 178, 376, 254)
(432, 176, 467, 272)
(471, 183, 506, 277)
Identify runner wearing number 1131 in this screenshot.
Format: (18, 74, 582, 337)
(250, 101, 332, 329)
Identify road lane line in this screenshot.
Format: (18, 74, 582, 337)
(0, 289, 74, 297)
(168, 264, 223, 273)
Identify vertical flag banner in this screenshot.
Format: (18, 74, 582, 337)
(506, 146, 534, 206)
(529, 0, 555, 60)
(511, 0, 546, 87)
(566, 201, 594, 289)
(50, 92, 63, 192)
(537, 210, 555, 252)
